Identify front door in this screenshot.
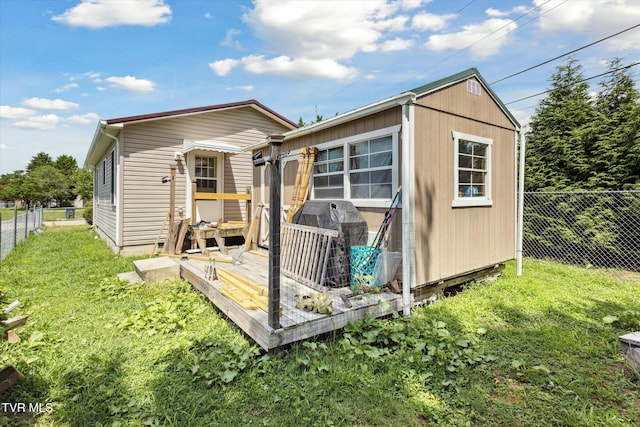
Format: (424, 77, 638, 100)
(190, 152, 223, 223)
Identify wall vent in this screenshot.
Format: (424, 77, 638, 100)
(467, 79, 481, 96)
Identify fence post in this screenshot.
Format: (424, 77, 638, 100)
(25, 204, 29, 239)
(13, 205, 18, 249)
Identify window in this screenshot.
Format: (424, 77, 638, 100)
(349, 136, 393, 199)
(102, 159, 106, 185)
(452, 131, 492, 207)
(311, 125, 399, 205)
(195, 156, 218, 193)
(313, 147, 344, 199)
(110, 150, 115, 204)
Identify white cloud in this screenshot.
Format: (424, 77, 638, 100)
(412, 12, 455, 31)
(0, 106, 36, 119)
(0, 143, 7, 150)
(244, 0, 401, 60)
(69, 71, 101, 81)
(380, 37, 414, 52)
(22, 98, 79, 111)
(52, 0, 171, 28)
(400, 0, 430, 10)
(106, 76, 156, 92)
(425, 18, 518, 58)
(66, 113, 100, 125)
(227, 85, 254, 92)
(240, 55, 358, 80)
(14, 114, 61, 130)
(204, 12, 213, 20)
(54, 83, 79, 93)
(221, 29, 243, 50)
(534, 0, 640, 50)
(209, 59, 240, 77)
(210, 0, 419, 81)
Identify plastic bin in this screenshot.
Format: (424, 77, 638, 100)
(350, 245, 379, 291)
(372, 251, 402, 286)
(65, 208, 75, 219)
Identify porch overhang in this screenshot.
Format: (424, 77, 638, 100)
(183, 139, 242, 155)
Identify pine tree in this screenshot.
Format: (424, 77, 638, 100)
(588, 58, 640, 189)
(525, 58, 596, 190)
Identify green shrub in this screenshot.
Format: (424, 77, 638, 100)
(83, 206, 93, 225)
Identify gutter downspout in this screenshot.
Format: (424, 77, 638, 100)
(99, 125, 122, 247)
(516, 130, 526, 276)
(401, 95, 417, 315)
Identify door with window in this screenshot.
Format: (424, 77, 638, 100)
(192, 153, 223, 223)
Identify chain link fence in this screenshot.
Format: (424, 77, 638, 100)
(0, 208, 43, 261)
(523, 191, 640, 273)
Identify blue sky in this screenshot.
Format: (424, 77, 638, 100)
(1, 0, 638, 175)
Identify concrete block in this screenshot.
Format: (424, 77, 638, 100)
(117, 271, 143, 285)
(133, 257, 180, 283)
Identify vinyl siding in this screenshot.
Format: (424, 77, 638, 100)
(121, 107, 292, 247)
(93, 143, 117, 246)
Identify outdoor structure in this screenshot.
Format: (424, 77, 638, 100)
(84, 100, 297, 256)
(249, 68, 522, 310)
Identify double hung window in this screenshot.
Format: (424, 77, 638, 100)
(452, 131, 492, 207)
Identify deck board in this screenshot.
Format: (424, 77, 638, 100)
(178, 250, 402, 350)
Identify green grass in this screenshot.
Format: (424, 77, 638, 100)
(0, 208, 86, 222)
(1, 227, 638, 426)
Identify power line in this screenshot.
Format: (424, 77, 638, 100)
(491, 23, 640, 85)
(504, 61, 640, 105)
(453, 0, 476, 14)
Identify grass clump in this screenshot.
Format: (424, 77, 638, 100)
(1, 226, 638, 426)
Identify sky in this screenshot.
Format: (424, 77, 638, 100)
(1, 0, 639, 175)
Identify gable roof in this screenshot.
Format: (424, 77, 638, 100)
(105, 99, 297, 127)
(85, 99, 297, 168)
(410, 67, 520, 128)
(245, 68, 519, 152)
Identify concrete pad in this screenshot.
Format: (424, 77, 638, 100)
(133, 257, 180, 283)
(117, 271, 143, 285)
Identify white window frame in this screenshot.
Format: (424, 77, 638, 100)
(309, 125, 400, 208)
(452, 131, 493, 208)
(194, 154, 220, 193)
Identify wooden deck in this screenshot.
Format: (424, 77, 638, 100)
(179, 250, 402, 350)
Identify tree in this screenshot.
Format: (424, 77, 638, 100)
(587, 58, 640, 189)
(0, 171, 26, 202)
(55, 154, 78, 180)
(525, 58, 596, 190)
(72, 168, 93, 205)
(23, 165, 68, 206)
(26, 152, 54, 174)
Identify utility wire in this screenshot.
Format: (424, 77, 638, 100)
(453, 0, 476, 14)
(505, 61, 640, 105)
(491, 23, 640, 85)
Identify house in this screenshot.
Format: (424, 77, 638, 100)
(249, 68, 521, 307)
(84, 100, 297, 256)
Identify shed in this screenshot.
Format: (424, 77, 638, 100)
(84, 100, 297, 256)
(249, 68, 521, 307)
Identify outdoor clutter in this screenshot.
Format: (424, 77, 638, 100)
(1, 300, 27, 394)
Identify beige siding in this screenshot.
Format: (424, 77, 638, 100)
(413, 79, 516, 285)
(93, 142, 117, 246)
(268, 79, 517, 287)
(121, 107, 292, 247)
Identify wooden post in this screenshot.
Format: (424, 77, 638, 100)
(166, 163, 177, 254)
(268, 135, 284, 329)
(191, 179, 197, 225)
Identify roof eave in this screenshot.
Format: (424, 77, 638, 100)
(243, 92, 416, 152)
(83, 121, 122, 169)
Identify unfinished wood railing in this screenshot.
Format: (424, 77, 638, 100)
(281, 223, 339, 291)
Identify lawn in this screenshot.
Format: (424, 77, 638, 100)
(0, 208, 86, 222)
(1, 226, 638, 426)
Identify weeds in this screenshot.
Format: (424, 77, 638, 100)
(1, 228, 638, 426)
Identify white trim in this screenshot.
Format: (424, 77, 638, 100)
(401, 99, 416, 315)
(183, 139, 242, 154)
(452, 131, 493, 208)
(310, 125, 401, 205)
